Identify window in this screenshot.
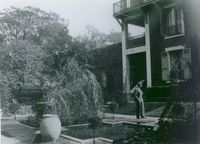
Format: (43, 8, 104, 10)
(161, 47, 192, 82)
(162, 5, 185, 36)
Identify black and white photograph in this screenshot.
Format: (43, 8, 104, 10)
(0, 0, 200, 143)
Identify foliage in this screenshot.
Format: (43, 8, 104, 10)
(88, 116, 102, 144)
(76, 25, 121, 49)
(111, 90, 127, 107)
(62, 125, 128, 140)
(88, 117, 102, 130)
(154, 119, 197, 143)
(43, 58, 103, 125)
(126, 126, 155, 144)
(9, 103, 20, 114)
(88, 43, 123, 104)
(0, 72, 12, 110)
(20, 116, 40, 128)
(9, 100, 20, 119)
(0, 7, 103, 125)
(125, 102, 198, 143)
(109, 101, 119, 119)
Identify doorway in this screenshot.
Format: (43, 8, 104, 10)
(129, 52, 147, 89)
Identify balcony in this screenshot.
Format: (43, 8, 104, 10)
(127, 34, 145, 49)
(113, 0, 159, 16)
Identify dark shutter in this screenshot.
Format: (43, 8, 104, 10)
(161, 52, 170, 81)
(182, 48, 192, 79)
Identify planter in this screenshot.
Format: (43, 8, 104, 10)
(40, 114, 61, 142)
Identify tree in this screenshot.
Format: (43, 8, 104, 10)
(105, 30, 121, 44)
(76, 25, 121, 50)
(0, 7, 103, 124)
(76, 25, 106, 49)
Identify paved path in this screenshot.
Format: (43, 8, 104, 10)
(1, 119, 36, 144)
(1, 119, 69, 144)
(104, 113, 159, 122)
(1, 114, 160, 144)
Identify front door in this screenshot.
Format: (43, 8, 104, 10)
(129, 52, 147, 89)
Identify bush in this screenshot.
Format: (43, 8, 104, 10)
(20, 116, 40, 128)
(9, 101, 20, 119)
(155, 119, 197, 143)
(111, 90, 127, 107)
(43, 58, 103, 125)
(109, 102, 119, 119)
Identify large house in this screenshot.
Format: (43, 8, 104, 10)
(113, 0, 200, 101)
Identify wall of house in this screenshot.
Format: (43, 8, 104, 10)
(148, 1, 199, 86)
(184, 0, 200, 84)
(148, 5, 163, 86)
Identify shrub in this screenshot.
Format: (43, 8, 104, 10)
(109, 102, 119, 119)
(9, 102, 20, 120)
(111, 90, 127, 107)
(88, 117, 102, 144)
(43, 58, 103, 125)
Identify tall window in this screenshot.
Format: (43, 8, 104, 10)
(161, 48, 192, 83)
(163, 6, 185, 36)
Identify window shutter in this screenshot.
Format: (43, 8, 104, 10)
(161, 52, 170, 81)
(176, 6, 184, 34)
(182, 48, 192, 79)
(121, 0, 127, 10)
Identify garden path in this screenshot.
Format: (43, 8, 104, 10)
(1, 119, 74, 144)
(103, 113, 159, 128)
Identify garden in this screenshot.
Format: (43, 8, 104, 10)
(1, 6, 200, 144)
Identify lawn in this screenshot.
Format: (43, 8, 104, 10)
(105, 102, 166, 117)
(62, 125, 129, 140)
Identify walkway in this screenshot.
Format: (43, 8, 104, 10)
(1, 114, 160, 144)
(1, 119, 69, 144)
(103, 113, 159, 128)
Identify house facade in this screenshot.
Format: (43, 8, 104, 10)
(113, 0, 200, 101)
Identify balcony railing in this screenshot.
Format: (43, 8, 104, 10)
(127, 34, 145, 49)
(164, 24, 184, 36)
(113, 0, 158, 15)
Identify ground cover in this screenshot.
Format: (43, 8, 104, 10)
(105, 102, 165, 116)
(19, 116, 40, 128)
(62, 125, 129, 140)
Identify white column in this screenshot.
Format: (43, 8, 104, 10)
(122, 21, 130, 94)
(145, 10, 152, 87)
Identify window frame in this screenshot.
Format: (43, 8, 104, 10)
(161, 46, 192, 83)
(161, 4, 185, 38)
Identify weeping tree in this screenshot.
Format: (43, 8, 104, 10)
(43, 58, 103, 124)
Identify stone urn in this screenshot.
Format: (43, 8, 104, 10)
(40, 114, 61, 142)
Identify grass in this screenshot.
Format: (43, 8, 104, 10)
(19, 116, 40, 128)
(62, 125, 129, 140)
(105, 102, 166, 117)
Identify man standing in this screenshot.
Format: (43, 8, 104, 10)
(131, 80, 145, 119)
